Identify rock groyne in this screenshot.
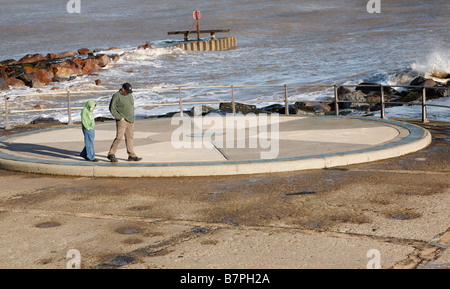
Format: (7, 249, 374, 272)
(0, 44, 153, 91)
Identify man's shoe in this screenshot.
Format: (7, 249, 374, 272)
(91, 159, 100, 162)
(128, 156, 142, 162)
(107, 154, 118, 163)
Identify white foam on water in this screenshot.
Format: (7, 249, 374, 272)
(412, 48, 450, 81)
(1, 0, 449, 127)
(385, 97, 450, 122)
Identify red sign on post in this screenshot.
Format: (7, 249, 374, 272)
(193, 11, 201, 20)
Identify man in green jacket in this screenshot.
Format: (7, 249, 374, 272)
(80, 100, 99, 162)
(107, 83, 142, 162)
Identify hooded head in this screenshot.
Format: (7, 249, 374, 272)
(85, 100, 96, 111)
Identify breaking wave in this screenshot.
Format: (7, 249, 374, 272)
(411, 49, 450, 82)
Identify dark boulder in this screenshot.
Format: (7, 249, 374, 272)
(109, 54, 120, 61)
(51, 76, 70, 82)
(355, 82, 379, 94)
(219, 102, 257, 113)
(0, 65, 15, 80)
(337, 86, 351, 96)
(410, 76, 433, 87)
(261, 104, 285, 113)
(32, 69, 53, 84)
(337, 90, 367, 108)
(17, 73, 34, 87)
(408, 76, 446, 99)
(0, 59, 18, 66)
(190, 105, 215, 116)
(138, 43, 153, 50)
(22, 64, 39, 74)
(421, 79, 437, 87)
(423, 86, 448, 100)
(5, 77, 25, 88)
(34, 60, 53, 70)
(0, 78, 9, 90)
(53, 64, 83, 77)
(82, 59, 101, 73)
(95, 54, 111, 67)
(293, 101, 331, 114)
(69, 57, 86, 69)
(78, 48, 93, 55)
(19, 54, 45, 64)
(54, 51, 76, 59)
(31, 79, 44, 88)
(355, 82, 397, 95)
(29, 117, 61, 125)
(398, 91, 422, 102)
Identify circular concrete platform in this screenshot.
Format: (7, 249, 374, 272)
(0, 116, 431, 177)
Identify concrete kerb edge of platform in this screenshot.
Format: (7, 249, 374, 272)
(93, 127, 432, 177)
(0, 117, 433, 178)
(322, 129, 432, 168)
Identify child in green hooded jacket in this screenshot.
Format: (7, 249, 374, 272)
(80, 100, 98, 162)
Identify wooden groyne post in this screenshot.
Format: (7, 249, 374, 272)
(168, 30, 237, 51)
(171, 36, 237, 52)
(168, 11, 237, 51)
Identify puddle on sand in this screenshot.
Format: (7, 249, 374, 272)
(303, 221, 325, 229)
(122, 238, 143, 245)
(286, 192, 316, 196)
(384, 211, 422, 221)
(115, 226, 143, 235)
(100, 255, 135, 268)
(35, 222, 61, 228)
(127, 205, 152, 212)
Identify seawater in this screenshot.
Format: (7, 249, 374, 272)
(0, 0, 449, 126)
